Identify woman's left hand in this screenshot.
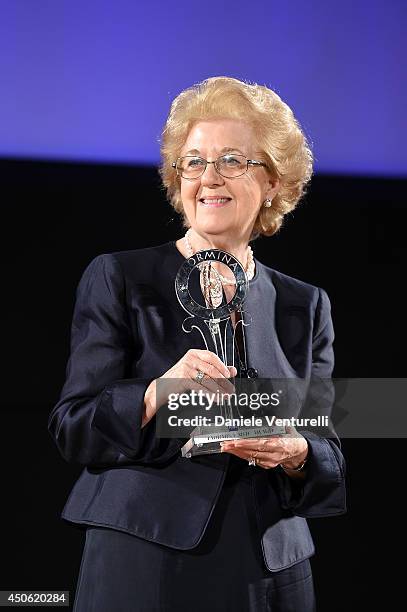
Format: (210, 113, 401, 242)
(220, 426, 308, 470)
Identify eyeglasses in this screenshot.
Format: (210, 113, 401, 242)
(171, 154, 268, 180)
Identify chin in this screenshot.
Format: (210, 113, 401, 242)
(196, 223, 231, 237)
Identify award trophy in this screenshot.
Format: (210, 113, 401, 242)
(175, 248, 285, 458)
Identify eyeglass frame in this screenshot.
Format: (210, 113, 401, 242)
(171, 154, 268, 180)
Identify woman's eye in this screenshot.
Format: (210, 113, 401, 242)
(188, 158, 205, 167)
(223, 156, 241, 166)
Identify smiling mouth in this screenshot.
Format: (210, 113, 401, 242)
(199, 197, 232, 207)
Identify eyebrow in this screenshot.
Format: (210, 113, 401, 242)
(184, 147, 246, 156)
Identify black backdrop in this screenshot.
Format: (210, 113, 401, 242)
(1, 158, 406, 610)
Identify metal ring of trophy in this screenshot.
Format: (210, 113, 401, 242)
(175, 248, 248, 320)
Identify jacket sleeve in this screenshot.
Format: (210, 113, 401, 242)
(48, 253, 182, 467)
(274, 287, 347, 517)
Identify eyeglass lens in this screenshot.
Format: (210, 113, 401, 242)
(177, 155, 248, 178)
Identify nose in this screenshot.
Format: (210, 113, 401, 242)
(200, 161, 225, 186)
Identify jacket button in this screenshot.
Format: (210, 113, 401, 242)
(247, 368, 258, 379)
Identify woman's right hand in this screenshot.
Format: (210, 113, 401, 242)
(142, 349, 237, 427)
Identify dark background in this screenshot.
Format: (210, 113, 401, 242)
(2, 158, 405, 609)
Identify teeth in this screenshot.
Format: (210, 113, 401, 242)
(202, 198, 230, 204)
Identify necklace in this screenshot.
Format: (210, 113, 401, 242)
(184, 228, 255, 284)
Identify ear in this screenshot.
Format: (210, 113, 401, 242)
(266, 176, 281, 200)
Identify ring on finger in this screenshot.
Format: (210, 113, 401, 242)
(194, 369, 205, 384)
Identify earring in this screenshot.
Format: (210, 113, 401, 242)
(263, 197, 273, 208)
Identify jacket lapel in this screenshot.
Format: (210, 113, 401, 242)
(242, 265, 298, 379)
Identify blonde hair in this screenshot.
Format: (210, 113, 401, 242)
(159, 76, 313, 239)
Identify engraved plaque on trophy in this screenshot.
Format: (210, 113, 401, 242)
(175, 248, 285, 458)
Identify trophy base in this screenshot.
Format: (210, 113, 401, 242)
(181, 425, 286, 458)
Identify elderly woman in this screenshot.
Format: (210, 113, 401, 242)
(49, 76, 346, 612)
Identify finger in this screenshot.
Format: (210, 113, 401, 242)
(192, 350, 236, 380)
(223, 437, 280, 449)
(228, 437, 265, 445)
(222, 444, 285, 462)
(188, 372, 237, 408)
(228, 365, 238, 377)
(221, 442, 267, 453)
(221, 447, 281, 468)
(188, 361, 235, 394)
(239, 451, 282, 468)
(188, 370, 228, 397)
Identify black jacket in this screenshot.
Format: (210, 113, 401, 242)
(48, 241, 346, 571)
